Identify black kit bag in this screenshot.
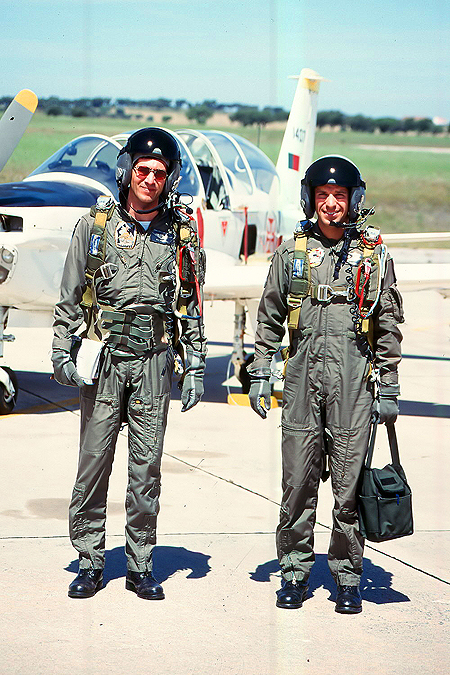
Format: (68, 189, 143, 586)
(357, 422, 413, 542)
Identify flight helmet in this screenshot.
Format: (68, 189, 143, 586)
(300, 155, 366, 222)
(116, 127, 182, 204)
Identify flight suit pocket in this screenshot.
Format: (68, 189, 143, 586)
(128, 393, 170, 461)
(146, 393, 170, 460)
(388, 286, 404, 323)
(80, 393, 120, 454)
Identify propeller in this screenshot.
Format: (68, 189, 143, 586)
(0, 89, 38, 173)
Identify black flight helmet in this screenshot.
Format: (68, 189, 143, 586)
(301, 155, 366, 223)
(116, 127, 182, 208)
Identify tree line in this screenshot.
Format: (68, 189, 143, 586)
(316, 110, 446, 134)
(0, 95, 447, 134)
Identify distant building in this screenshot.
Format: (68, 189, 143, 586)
(432, 116, 448, 126)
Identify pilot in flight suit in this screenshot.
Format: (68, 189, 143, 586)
(248, 156, 403, 614)
(52, 128, 206, 600)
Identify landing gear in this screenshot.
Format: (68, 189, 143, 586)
(0, 366, 18, 414)
(231, 301, 252, 393)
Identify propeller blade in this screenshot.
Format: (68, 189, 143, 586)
(0, 89, 38, 173)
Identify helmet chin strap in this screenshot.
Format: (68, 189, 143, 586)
(129, 202, 163, 216)
(329, 219, 355, 230)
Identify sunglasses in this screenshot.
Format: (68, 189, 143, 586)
(134, 166, 167, 181)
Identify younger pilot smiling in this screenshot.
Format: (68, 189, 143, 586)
(248, 156, 403, 614)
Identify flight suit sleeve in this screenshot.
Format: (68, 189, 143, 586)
(372, 255, 404, 386)
(250, 247, 290, 372)
(52, 216, 90, 352)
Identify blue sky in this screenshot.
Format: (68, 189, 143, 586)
(2, 0, 449, 119)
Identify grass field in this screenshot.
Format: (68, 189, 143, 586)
(2, 111, 450, 235)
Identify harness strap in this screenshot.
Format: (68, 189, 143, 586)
(81, 196, 115, 311)
(176, 221, 203, 319)
(287, 232, 310, 330)
(356, 240, 383, 349)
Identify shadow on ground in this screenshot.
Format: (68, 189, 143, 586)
(249, 553, 410, 605)
(11, 364, 450, 417)
(66, 545, 211, 585)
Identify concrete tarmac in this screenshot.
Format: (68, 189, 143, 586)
(1, 280, 449, 674)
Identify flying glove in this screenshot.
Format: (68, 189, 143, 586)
(181, 349, 205, 412)
(52, 348, 84, 388)
(248, 374, 271, 419)
(373, 383, 400, 425)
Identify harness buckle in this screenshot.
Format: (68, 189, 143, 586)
(316, 284, 333, 302)
(287, 296, 303, 309)
(316, 285, 355, 302)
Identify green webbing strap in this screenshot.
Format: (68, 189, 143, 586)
(287, 233, 310, 330)
(359, 243, 380, 349)
(176, 223, 199, 317)
(81, 198, 115, 310)
(99, 308, 165, 355)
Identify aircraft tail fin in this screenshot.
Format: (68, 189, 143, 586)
(0, 90, 38, 173)
(276, 69, 324, 220)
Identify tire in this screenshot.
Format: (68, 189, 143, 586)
(0, 367, 18, 415)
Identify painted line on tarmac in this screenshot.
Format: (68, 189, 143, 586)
(3, 394, 449, 587)
(0, 392, 79, 418)
(164, 451, 450, 587)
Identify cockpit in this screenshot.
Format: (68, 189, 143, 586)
(26, 129, 278, 211)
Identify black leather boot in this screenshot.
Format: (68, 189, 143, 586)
(335, 585, 362, 614)
(276, 579, 308, 609)
(126, 571, 165, 600)
(68, 568, 103, 598)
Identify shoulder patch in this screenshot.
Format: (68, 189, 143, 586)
(308, 247, 325, 267)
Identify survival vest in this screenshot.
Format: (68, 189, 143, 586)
(80, 195, 204, 350)
(286, 219, 387, 352)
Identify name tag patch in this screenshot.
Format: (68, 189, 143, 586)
(115, 221, 136, 249)
(150, 228, 176, 245)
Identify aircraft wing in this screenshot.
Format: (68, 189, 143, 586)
(0, 90, 38, 173)
(203, 249, 269, 300)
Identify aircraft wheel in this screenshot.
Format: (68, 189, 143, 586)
(0, 367, 18, 415)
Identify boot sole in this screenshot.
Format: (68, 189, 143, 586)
(335, 605, 362, 614)
(68, 581, 103, 599)
(276, 587, 308, 609)
(125, 580, 165, 600)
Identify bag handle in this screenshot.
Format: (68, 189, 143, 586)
(386, 423, 401, 465)
(365, 422, 401, 468)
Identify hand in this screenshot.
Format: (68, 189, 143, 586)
(248, 377, 271, 419)
(181, 372, 204, 412)
(51, 349, 84, 387)
(376, 383, 400, 425)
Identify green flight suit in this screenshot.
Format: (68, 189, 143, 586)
(249, 223, 403, 585)
(53, 204, 206, 572)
